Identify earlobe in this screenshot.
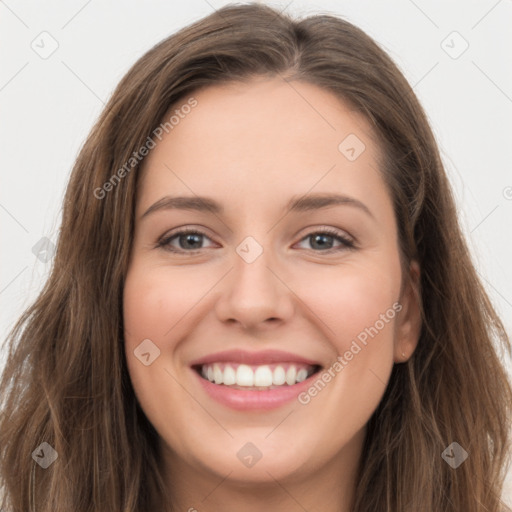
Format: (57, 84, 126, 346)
(394, 260, 422, 363)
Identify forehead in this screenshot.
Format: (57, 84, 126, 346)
(136, 77, 385, 213)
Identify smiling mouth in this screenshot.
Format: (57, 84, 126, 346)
(192, 362, 323, 391)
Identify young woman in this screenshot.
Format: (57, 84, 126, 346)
(1, 3, 511, 511)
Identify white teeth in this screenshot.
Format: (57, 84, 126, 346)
(254, 366, 273, 387)
(199, 362, 317, 387)
(236, 364, 254, 386)
(272, 365, 286, 385)
(223, 364, 236, 385)
(285, 366, 297, 386)
(213, 363, 223, 384)
(296, 368, 308, 382)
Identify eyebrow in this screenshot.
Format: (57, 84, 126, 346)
(140, 193, 374, 220)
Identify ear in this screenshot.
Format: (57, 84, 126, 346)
(394, 260, 422, 363)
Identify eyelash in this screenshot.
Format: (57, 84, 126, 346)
(155, 227, 355, 255)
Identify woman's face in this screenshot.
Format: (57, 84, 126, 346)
(123, 77, 420, 495)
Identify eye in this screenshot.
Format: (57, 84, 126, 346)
(156, 229, 217, 253)
(295, 228, 355, 252)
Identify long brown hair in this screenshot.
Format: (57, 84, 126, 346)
(1, 3, 511, 511)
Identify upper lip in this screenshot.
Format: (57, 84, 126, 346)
(190, 349, 322, 367)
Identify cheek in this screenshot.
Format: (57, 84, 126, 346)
(123, 271, 166, 342)
(122, 264, 198, 430)
(123, 264, 204, 344)
(297, 259, 400, 352)
(122, 265, 180, 383)
(122, 262, 219, 394)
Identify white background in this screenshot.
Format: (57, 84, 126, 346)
(1, 0, 511, 505)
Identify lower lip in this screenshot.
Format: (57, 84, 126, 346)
(192, 367, 320, 411)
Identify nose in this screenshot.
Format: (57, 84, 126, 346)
(214, 243, 295, 331)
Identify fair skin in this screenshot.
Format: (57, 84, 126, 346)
(123, 77, 421, 512)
